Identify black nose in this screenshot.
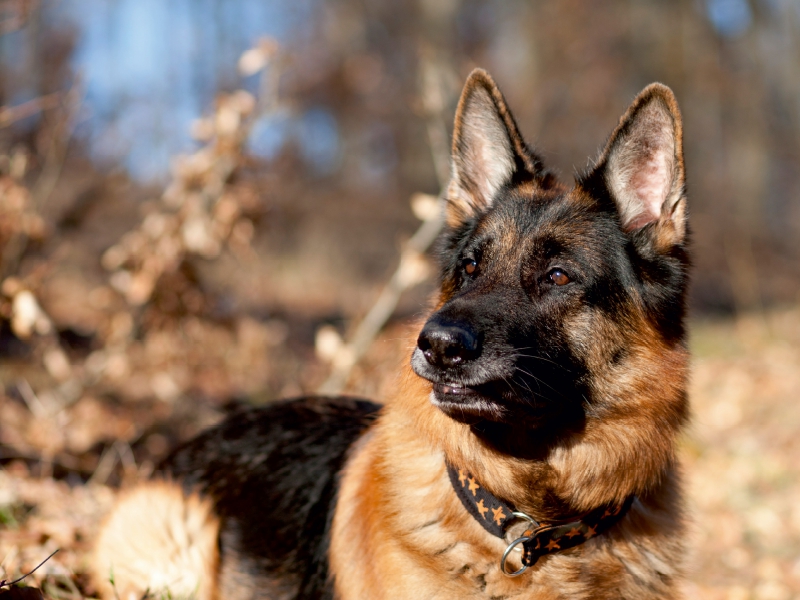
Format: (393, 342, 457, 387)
(417, 320, 481, 369)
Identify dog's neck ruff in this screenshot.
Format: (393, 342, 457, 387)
(446, 464, 634, 576)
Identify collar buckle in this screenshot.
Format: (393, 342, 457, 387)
(502, 511, 538, 548)
(500, 533, 534, 577)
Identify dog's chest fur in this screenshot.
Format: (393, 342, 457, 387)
(330, 385, 685, 600)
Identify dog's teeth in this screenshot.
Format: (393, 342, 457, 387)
(442, 384, 466, 395)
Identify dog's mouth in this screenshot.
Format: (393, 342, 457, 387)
(429, 380, 520, 424)
(411, 348, 569, 425)
(430, 380, 582, 438)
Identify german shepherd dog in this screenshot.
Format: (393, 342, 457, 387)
(92, 69, 690, 600)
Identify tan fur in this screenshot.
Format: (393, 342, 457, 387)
(92, 480, 219, 600)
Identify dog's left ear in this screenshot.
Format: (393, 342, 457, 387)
(583, 83, 686, 246)
(446, 69, 550, 226)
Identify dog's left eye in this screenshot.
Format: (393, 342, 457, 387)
(462, 259, 478, 276)
(548, 268, 571, 286)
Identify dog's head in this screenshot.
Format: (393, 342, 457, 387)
(411, 70, 689, 434)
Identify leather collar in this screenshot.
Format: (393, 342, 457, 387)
(447, 463, 634, 574)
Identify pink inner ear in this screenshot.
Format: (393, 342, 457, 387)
(625, 146, 670, 230)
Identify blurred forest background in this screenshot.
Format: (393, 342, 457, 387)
(0, 0, 799, 598)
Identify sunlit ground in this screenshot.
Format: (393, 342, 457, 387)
(684, 308, 800, 600)
(1, 308, 800, 598)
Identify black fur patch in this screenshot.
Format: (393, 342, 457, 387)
(161, 397, 381, 600)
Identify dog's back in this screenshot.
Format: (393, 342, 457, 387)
(93, 397, 380, 600)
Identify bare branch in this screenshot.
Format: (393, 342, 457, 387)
(0, 549, 59, 589)
(0, 93, 60, 129)
(317, 50, 453, 395)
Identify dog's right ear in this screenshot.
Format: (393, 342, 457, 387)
(446, 69, 548, 226)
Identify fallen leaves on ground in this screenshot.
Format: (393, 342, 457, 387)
(1, 309, 800, 598)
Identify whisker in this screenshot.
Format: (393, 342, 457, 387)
(508, 352, 573, 372)
(512, 365, 569, 401)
